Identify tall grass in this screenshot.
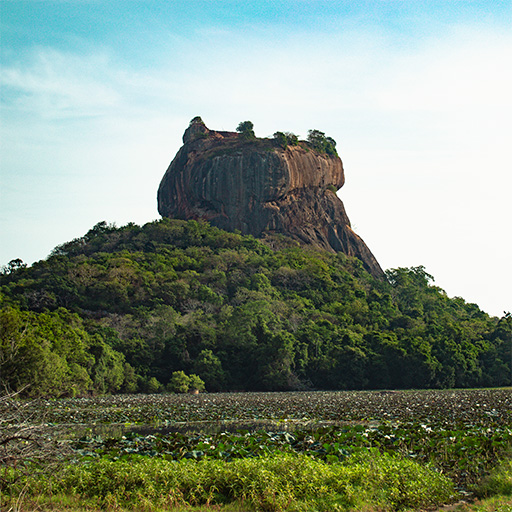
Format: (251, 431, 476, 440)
(475, 458, 512, 499)
(3, 451, 455, 511)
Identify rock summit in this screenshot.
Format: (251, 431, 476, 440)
(157, 118, 383, 277)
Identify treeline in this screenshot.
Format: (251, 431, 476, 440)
(1, 219, 510, 396)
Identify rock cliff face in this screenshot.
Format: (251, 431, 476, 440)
(157, 119, 383, 277)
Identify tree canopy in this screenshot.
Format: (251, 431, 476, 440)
(307, 129, 338, 156)
(1, 218, 509, 396)
(236, 121, 256, 140)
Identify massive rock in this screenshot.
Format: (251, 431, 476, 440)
(157, 119, 384, 277)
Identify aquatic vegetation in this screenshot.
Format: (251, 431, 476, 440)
(1, 389, 511, 511)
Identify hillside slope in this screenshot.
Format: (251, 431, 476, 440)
(1, 219, 510, 396)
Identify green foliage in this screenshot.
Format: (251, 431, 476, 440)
(146, 376, 163, 393)
(273, 131, 299, 149)
(3, 388, 512, 512)
(236, 120, 255, 140)
(4, 451, 454, 511)
(0, 218, 508, 395)
(0, 302, 134, 396)
(168, 370, 190, 393)
(2, 388, 510, 511)
(188, 374, 205, 392)
(476, 459, 512, 498)
(168, 370, 205, 393)
(193, 349, 226, 391)
(274, 130, 288, 148)
(36, 388, 504, 491)
(462, 497, 512, 511)
(307, 129, 338, 155)
(0, 305, 92, 396)
(0, 258, 27, 276)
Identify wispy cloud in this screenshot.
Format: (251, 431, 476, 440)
(1, 49, 121, 119)
(1, 17, 511, 315)
(5, 23, 510, 127)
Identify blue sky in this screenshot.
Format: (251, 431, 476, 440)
(1, 0, 511, 316)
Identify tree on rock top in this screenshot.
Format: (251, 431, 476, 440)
(189, 116, 205, 126)
(307, 129, 338, 156)
(236, 120, 256, 140)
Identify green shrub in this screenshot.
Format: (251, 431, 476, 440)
(190, 116, 204, 125)
(273, 131, 299, 149)
(476, 458, 512, 498)
(236, 121, 255, 140)
(307, 129, 338, 155)
(188, 374, 205, 392)
(168, 370, 191, 393)
(274, 131, 288, 148)
(146, 376, 162, 393)
(18, 451, 455, 511)
(167, 370, 205, 393)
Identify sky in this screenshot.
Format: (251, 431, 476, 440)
(1, 0, 511, 317)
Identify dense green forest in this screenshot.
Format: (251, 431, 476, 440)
(1, 219, 510, 396)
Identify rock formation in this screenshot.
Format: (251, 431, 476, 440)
(157, 118, 384, 277)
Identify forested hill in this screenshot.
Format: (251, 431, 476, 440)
(1, 218, 510, 397)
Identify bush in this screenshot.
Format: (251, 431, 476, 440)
(307, 129, 338, 155)
(188, 374, 205, 392)
(167, 371, 205, 393)
(274, 131, 288, 148)
(476, 459, 512, 498)
(146, 377, 162, 394)
(14, 451, 454, 511)
(273, 131, 299, 149)
(168, 371, 190, 393)
(236, 120, 255, 140)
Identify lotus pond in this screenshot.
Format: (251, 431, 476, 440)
(2, 389, 512, 510)
(4, 389, 512, 484)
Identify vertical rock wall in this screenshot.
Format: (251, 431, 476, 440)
(157, 120, 383, 277)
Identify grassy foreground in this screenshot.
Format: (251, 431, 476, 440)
(2, 451, 455, 511)
(3, 454, 512, 512)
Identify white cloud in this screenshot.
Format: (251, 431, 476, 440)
(1, 22, 511, 315)
(1, 49, 122, 119)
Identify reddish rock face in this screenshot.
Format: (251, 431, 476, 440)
(157, 120, 383, 277)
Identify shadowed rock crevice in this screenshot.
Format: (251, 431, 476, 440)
(157, 118, 384, 277)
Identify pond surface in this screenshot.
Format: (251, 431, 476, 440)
(69, 418, 355, 438)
